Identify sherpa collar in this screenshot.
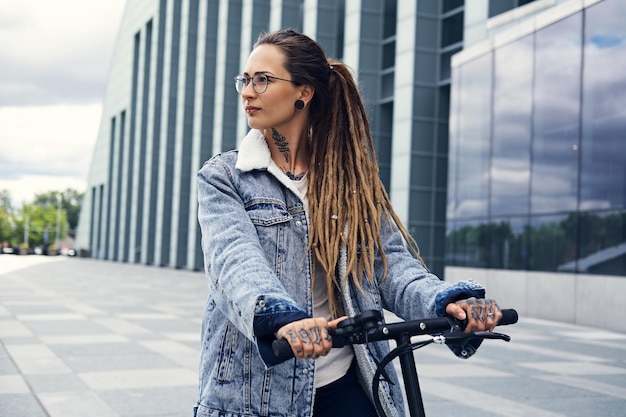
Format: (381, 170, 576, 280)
(235, 129, 272, 171)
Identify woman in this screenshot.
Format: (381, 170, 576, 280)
(195, 29, 501, 417)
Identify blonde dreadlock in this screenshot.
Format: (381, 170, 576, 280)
(255, 30, 425, 318)
(308, 61, 425, 317)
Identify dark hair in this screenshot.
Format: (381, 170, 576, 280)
(254, 29, 332, 129)
(254, 29, 424, 316)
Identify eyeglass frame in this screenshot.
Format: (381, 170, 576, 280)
(234, 73, 297, 94)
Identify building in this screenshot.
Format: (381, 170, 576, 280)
(446, 0, 626, 331)
(76, 0, 462, 276)
(76, 0, 625, 331)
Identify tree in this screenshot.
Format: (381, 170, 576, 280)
(33, 189, 83, 237)
(0, 190, 13, 245)
(0, 188, 82, 249)
(0, 189, 11, 212)
(13, 203, 68, 248)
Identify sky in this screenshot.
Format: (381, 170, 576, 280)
(0, 0, 127, 205)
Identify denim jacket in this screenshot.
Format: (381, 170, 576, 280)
(195, 129, 485, 417)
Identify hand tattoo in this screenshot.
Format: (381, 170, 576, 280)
(298, 328, 311, 344)
(287, 329, 298, 344)
(467, 298, 486, 323)
(309, 327, 322, 345)
(323, 327, 332, 343)
(471, 306, 486, 323)
(272, 128, 290, 163)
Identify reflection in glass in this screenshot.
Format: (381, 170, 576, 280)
(580, 0, 626, 211)
(455, 53, 492, 219)
(531, 13, 582, 215)
(491, 35, 533, 217)
(574, 209, 626, 275)
(447, 67, 460, 221)
(446, 220, 490, 267)
(488, 217, 530, 270)
(446, 0, 626, 276)
(530, 213, 577, 272)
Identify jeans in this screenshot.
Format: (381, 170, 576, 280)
(313, 362, 378, 417)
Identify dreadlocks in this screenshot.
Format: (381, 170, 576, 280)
(255, 30, 425, 317)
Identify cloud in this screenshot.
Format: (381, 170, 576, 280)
(0, 174, 88, 206)
(0, 103, 103, 203)
(0, 0, 124, 205)
(0, 0, 126, 106)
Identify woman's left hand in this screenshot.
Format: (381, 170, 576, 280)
(445, 297, 502, 332)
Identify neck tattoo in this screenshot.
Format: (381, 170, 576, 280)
(272, 128, 290, 163)
(282, 170, 307, 181)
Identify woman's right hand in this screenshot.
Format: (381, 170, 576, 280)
(275, 317, 345, 359)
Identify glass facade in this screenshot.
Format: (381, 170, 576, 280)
(447, 0, 626, 276)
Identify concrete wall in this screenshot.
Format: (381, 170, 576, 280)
(445, 266, 626, 333)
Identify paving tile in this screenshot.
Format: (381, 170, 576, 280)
(47, 341, 154, 357)
(12, 355, 73, 375)
(93, 317, 152, 335)
(161, 332, 199, 342)
(97, 387, 197, 416)
(39, 334, 131, 345)
(17, 313, 87, 321)
(0, 393, 48, 417)
(519, 360, 626, 375)
(409, 362, 513, 378)
(0, 374, 30, 394)
(22, 319, 115, 336)
(1, 257, 625, 417)
(537, 374, 626, 399)
(62, 352, 179, 373)
(24, 373, 88, 393)
(0, 303, 72, 316)
(0, 353, 19, 375)
(37, 390, 119, 417)
(138, 340, 200, 369)
(557, 330, 626, 340)
(420, 378, 568, 417)
(124, 318, 199, 333)
(6, 343, 59, 359)
(519, 394, 625, 417)
(79, 368, 197, 390)
(0, 319, 34, 338)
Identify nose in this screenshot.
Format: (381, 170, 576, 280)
(241, 80, 256, 98)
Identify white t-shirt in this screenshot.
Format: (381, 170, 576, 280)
(292, 174, 354, 388)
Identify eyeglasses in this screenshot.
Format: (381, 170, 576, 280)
(234, 73, 296, 94)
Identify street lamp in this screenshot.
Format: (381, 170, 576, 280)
(24, 212, 29, 248)
(55, 193, 62, 251)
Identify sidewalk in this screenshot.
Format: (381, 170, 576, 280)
(1, 256, 625, 417)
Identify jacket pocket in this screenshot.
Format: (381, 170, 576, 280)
(246, 199, 293, 226)
(215, 322, 237, 383)
(246, 200, 293, 271)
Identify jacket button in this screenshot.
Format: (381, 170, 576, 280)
(258, 300, 266, 308)
(295, 220, 302, 226)
(302, 368, 308, 374)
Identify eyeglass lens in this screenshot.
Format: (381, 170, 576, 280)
(235, 74, 268, 94)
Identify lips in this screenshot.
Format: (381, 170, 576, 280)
(245, 105, 260, 115)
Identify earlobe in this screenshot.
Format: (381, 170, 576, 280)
(295, 85, 313, 110)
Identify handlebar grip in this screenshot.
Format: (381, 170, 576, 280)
(498, 309, 518, 326)
(272, 338, 294, 358)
